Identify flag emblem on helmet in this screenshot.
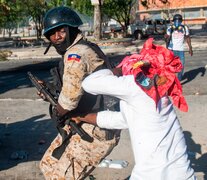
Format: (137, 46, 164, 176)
(67, 54, 81, 62)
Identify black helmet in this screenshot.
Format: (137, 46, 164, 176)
(173, 14, 183, 22)
(43, 6, 83, 36)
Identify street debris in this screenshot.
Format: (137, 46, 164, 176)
(98, 159, 128, 169)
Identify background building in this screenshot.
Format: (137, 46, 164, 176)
(137, 0, 207, 25)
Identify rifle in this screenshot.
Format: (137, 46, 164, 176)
(27, 71, 94, 143)
(28, 71, 57, 106)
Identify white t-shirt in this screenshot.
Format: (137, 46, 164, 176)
(167, 25, 190, 51)
(82, 69, 195, 180)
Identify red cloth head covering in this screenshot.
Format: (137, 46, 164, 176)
(117, 38, 188, 112)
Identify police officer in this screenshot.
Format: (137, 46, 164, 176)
(39, 6, 120, 180)
(165, 14, 193, 81)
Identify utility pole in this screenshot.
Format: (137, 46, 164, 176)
(91, 0, 103, 41)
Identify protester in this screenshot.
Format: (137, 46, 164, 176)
(72, 38, 196, 180)
(39, 6, 120, 180)
(165, 14, 193, 80)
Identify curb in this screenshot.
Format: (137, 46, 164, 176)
(3, 37, 207, 61)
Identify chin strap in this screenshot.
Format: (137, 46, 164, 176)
(44, 26, 77, 55)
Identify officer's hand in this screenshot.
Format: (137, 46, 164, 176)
(63, 125, 71, 133)
(36, 80, 47, 100)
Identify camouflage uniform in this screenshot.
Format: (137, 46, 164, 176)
(40, 34, 119, 180)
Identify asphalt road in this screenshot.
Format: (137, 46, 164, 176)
(0, 39, 207, 179)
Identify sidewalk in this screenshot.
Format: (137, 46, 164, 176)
(5, 34, 207, 61)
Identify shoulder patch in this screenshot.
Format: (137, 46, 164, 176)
(67, 54, 81, 62)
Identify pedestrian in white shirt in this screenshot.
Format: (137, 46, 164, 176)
(165, 14, 193, 81)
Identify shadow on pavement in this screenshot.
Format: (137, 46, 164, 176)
(0, 114, 57, 171)
(0, 59, 60, 95)
(184, 131, 207, 178)
(181, 67, 206, 85)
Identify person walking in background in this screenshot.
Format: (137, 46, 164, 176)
(165, 14, 193, 81)
(38, 6, 120, 180)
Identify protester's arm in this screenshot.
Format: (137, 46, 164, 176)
(82, 69, 133, 101)
(72, 113, 97, 125)
(97, 111, 128, 129)
(72, 111, 128, 129)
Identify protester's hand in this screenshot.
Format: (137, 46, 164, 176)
(71, 116, 82, 124)
(71, 113, 97, 125)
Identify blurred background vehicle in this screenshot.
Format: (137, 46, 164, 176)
(110, 24, 123, 33)
(127, 19, 171, 40)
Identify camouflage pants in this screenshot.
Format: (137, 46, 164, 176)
(39, 123, 119, 180)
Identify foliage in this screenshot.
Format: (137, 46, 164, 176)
(69, 0, 93, 16)
(20, 0, 49, 40)
(0, 0, 138, 39)
(102, 0, 136, 31)
(0, 50, 12, 61)
(0, 0, 68, 39)
(0, 0, 24, 37)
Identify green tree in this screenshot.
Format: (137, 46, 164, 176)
(70, 0, 93, 16)
(21, 0, 49, 39)
(102, 0, 136, 32)
(69, 0, 137, 37)
(0, 0, 23, 37)
(26, 0, 75, 39)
